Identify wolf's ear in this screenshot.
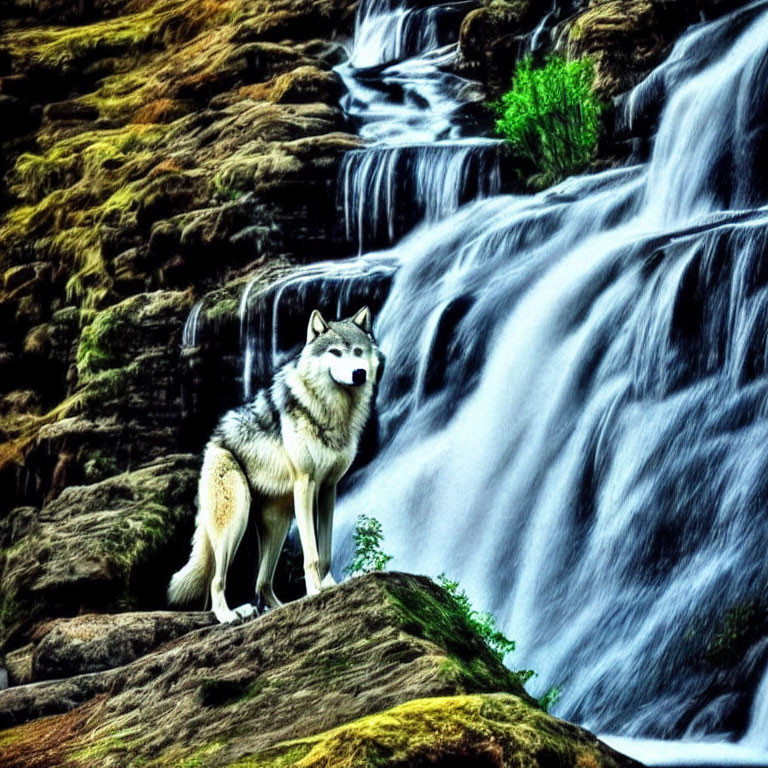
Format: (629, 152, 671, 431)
(307, 309, 329, 344)
(350, 306, 372, 334)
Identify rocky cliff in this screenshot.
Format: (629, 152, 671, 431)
(0, 0, 361, 653)
(0, 572, 643, 767)
(0, 0, 753, 763)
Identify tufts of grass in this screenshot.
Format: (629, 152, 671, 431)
(436, 574, 516, 663)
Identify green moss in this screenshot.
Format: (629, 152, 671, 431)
(10, 126, 164, 205)
(83, 450, 120, 482)
(77, 306, 132, 380)
(99, 499, 179, 571)
(230, 694, 610, 768)
(0, 124, 171, 310)
(231, 743, 311, 768)
(704, 597, 768, 669)
(0, 596, 20, 634)
(68, 725, 143, 765)
(7, 0, 234, 69)
(204, 296, 239, 326)
(385, 578, 528, 697)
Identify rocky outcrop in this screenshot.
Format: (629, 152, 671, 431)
(566, 0, 691, 97)
(0, 454, 200, 652)
(0, 0, 360, 524)
(456, 0, 750, 99)
(455, 0, 550, 91)
(7, 610, 215, 685)
(0, 572, 642, 768)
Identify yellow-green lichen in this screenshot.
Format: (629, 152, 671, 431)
(229, 694, 616, 768)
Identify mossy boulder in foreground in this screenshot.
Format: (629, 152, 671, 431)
(0, 572, 642, 768)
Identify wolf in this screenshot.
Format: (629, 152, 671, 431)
(168, 306, 384, 623)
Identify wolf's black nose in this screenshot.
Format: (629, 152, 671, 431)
(352, 369, 367, 385)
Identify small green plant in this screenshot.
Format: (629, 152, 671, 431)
(437, 573, 561, 710)
(344, 514, 393, 576)
(492, 55, 604, 188)
(538, 685, 562, 713)
(436, 574, 517, 662)
(704, 597, 768, 669)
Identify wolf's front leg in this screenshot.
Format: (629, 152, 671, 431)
(317, 483, 338, 588)
(293, 475, 322, 596)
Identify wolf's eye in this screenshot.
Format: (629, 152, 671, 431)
(329, 348, 342, 357)
(353, 347, 363, 357)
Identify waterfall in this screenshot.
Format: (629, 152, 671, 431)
(335, 1, 506, 252)
(224, 0, 768, 754)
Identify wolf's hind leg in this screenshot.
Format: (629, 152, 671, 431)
(202, 446, 252, 624)
(255, 497, 292, 610)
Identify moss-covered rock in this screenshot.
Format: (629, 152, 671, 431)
(247, 694, 639, 768)
(0, 0, 359, 509)
(457, 0, 542, 89)
(566, 0, 746, 98)
(0, 454, 199, 650)
(0, 572, 640, 768)
(76, 290, 192, 381)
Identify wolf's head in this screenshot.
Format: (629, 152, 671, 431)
(300, 306, 384, 389)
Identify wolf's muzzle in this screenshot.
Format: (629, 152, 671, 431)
(352, 369, 367, 385)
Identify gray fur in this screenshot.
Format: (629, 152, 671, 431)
(169, 307, 384, 623)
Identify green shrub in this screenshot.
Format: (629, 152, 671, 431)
(492, 55, 604, 188)
(344, 514, 394, 576)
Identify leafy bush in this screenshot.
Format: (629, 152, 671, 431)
(492, 55, 604, 188)
(344, 514, 394, 576)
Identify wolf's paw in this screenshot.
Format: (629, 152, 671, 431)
(214, 607, 242, 624)
(320, 572, 338, 589)
(234, 603, 259, 621)
(233, 603, 258, 621)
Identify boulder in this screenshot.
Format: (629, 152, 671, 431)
(31, 611, 215, 681)
(0, 572, 642, 768)
(0, 454, 199, 650)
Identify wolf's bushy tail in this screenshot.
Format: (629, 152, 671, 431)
(168, 522, 213, 606)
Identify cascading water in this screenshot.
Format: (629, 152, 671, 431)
(215, 0, 768, 761)
(335, 0, 507, 252)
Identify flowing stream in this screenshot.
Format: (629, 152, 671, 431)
(220, 0, 768, 761)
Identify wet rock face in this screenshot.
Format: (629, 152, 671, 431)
(456, 0, 752, 100)
(0, 454, 200, 651)
(0, 0, 361, 524)
(455, 0, 551, 90)
(566, 0, 688, 97)
(0, 572, 641, 768)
